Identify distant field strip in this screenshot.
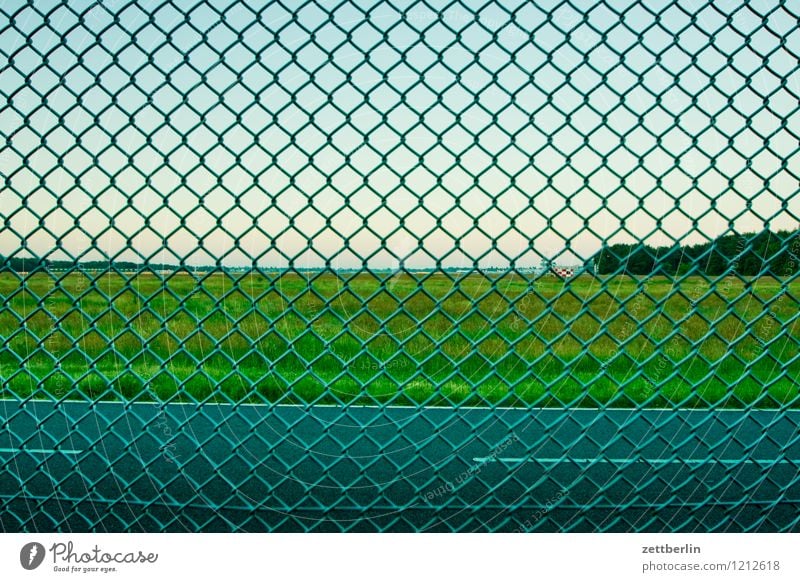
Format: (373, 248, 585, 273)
(1, 271, 799, 407)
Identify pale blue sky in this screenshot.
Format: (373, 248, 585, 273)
(1, 0, 798, 268)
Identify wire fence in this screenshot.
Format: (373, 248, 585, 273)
(1, 0, 799, 532)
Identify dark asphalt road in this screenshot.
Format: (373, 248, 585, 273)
(1, 400, 799, 532)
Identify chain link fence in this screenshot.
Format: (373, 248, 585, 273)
(1, 0, 799, 532)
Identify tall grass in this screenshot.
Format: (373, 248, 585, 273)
(1, 270, 798, 407)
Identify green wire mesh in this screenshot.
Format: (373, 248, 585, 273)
(1, 0, 799, 532)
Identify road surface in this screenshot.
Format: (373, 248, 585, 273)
(1, 399, 799, 532)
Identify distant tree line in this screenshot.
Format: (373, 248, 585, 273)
(591, 228, 800, 277)
(4, 228, 799, 278)
(0, 257, 183, 272)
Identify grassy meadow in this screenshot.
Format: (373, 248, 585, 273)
(1, 269, 799, 407)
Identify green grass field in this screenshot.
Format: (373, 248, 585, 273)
(1, 270, 799, 407)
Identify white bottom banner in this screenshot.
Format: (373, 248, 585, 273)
(1, 534, 797, 581)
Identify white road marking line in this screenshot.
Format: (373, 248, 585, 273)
(473, 457, 797, 465)
(0, 448, 82, 455)
(3, 397, 798, 412)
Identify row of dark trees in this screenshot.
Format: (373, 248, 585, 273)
(592, 228, 800, 276)
(4, 227, 799, 277)
(0, 257, 182, 272)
